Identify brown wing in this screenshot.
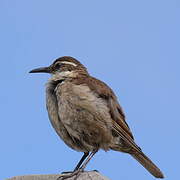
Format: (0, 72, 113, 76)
(71, 75, 164, 178)
(72, 75, 141, 152)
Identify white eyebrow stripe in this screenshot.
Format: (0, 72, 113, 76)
(60, 61, 77, 67)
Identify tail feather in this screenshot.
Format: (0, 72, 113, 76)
(131, 152, 164, 178)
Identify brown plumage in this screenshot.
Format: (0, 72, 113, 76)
(29, 56, 164, 179)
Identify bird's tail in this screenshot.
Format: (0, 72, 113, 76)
(131, 151, 164, 178)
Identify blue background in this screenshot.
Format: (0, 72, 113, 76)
(0, 0, 179, 179)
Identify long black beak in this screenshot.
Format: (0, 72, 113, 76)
(29, 67, 51, 73)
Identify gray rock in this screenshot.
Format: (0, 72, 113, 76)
(6, 171, 110, 180)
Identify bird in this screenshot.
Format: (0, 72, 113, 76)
(29, 56, 164, 179)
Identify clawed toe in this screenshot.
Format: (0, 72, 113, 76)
(93, 169, 99, 172)
(61, 171, 73, 174)
(57, 169, 83, 180)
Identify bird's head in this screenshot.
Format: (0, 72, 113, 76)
(29, 56, 88, 79)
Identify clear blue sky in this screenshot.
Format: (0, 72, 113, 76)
(0, 0, 179, 179)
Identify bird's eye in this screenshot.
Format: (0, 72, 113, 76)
(54, 63, 62, 69)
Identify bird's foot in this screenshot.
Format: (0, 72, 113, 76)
(57, 169, 83, 180)
(93, 169, 99, 172)
(61, 171, 73, 174)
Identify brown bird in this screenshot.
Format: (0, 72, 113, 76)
(29, 56, 164, 179)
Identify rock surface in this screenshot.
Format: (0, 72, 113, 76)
(6, 171, 110, 180)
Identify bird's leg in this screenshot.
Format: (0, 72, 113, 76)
(61, 152, 89, 174)
(57, 150, 98, 180)
(73, 152, 89, 171)
(78, 149, 98, 171)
